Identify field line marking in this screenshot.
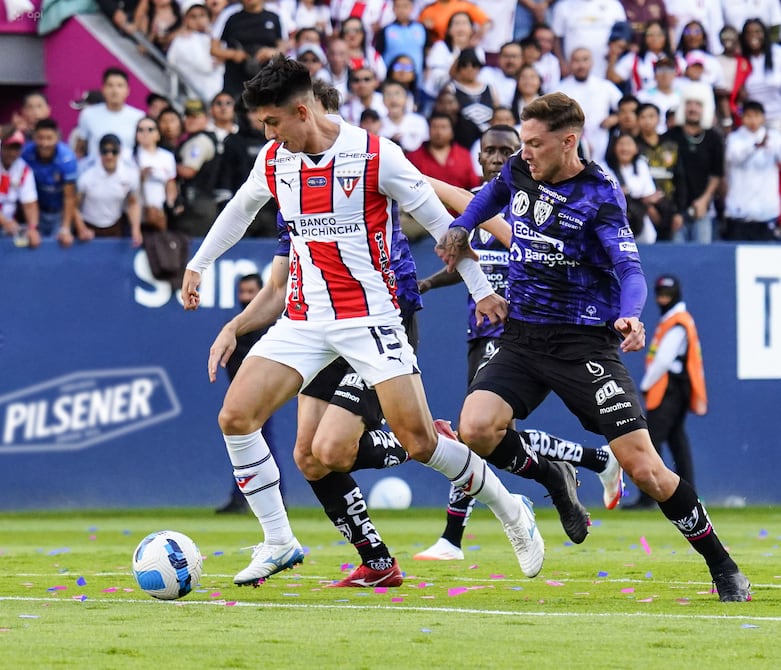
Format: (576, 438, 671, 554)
(1, 595, 780, 621)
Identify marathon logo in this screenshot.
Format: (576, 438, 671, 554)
(537, 184, 568, 203)
(0, 368, 180, 454)
(598, 400, 632, 415)
(619, 241, 638, 252)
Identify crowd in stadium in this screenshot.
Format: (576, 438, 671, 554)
(2, 0, 781, 248)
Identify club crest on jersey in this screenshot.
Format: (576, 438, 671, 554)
(337, 175, 361, 197)
(533, 199, 553, 226)
(307, 176, 328, 188)
(512, 190, 529, 216)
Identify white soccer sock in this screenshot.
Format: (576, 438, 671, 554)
(425, 434, 518, 524)
(224, 429, 293, 545)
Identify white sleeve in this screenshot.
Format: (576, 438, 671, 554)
(186, 144, 274, 274)
(19, 166, 38, 204)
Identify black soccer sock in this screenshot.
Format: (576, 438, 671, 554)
(308, 472, 393, 571)
(657, 479, 734, 576)
(520, 430, 607, 472)
(441, 484, 475, 548)
(486, 428, 551, 483)
(350, 429, 409, 472)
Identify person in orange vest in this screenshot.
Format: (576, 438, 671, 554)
(625, 274, 707, 509)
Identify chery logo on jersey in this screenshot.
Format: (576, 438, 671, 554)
(0, 367, 181, 454)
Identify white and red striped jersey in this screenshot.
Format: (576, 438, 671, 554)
(193, 122, 432, 323)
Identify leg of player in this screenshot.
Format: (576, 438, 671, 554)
(521, 430, 625, 510)
(610, 428, 751, 602)
(376, 374, 545, 578)
(414, 424, 625, 560)
(458, 391, 591, 544)
(220, 357, 306, 587)
(414, 420, 474, 560)
(294, 398, 403, 587)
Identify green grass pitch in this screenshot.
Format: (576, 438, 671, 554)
(1, 506, 779, 669)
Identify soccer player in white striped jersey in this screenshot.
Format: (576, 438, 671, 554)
(182, 56, 546, 585)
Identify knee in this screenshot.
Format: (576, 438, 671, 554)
(311, 437, 355, 472)
(457, 413, 497, 453)
(294, 439, 328, 479)
(218, 405, 257, 436)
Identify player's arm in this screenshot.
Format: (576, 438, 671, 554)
(439, 175, 510, 270)
(595, 200, 648, 352)
(182, 146, 275, 310)
(379, 140, 506, 324)
(426, 177, 512, 248)
(207, 254, 290, 382)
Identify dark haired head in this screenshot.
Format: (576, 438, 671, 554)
(456, 47, 483, 70)
(33, 118, 59, 133)
(483, 124, 520, 140)
(360, 108, 381, 124)
(742, 100, 765, 115)
(146, 92, 171, 106)
(239, 273, 262, 288)
(103, 67, 129, 83)
(312, 79, 341, 113)
(429, 112, 454, 129)
(636, 102, 660, 117)
(520, 92, 585, 133)
(242, 56, 313, 110)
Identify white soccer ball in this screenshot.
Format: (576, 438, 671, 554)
(368, 476, 412, 510)
(132, 530, 203, 600)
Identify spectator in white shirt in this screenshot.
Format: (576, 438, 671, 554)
(132, 116, 179, 232)
(339, 67, 388, 125)
(558, 47, 623, 165)
(638, 57, 685, 133)
(379, 81, 429, 152)
(76, 67, 145, 162)
(168, 0, 226, 104)
(550, 0, 626, 79)
(479, 41, 524, 108)
(724, 100, 781, 241)
(530, 23, 560, 94)
(77, 134, 142, 245)
(0, 128, 40, 248)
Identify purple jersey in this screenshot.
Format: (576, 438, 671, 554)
(453, 157, 646, 326)
(275, 205, 421, 319)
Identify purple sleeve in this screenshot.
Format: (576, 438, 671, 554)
(615, 259, 647, 318)
(275, 212, 291, 257)
(450, 168, 511, 233)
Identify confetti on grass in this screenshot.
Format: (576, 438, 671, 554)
(391, 597, 404, 603)
(597, 571, 609, 578)
(621, 588, 635, 594)
(741, 624, 759, 629)
(47, 586, 67, 591)
(76, 577, 86, 586)
(448, 587, 468, 597)
(640, 536, 652, 554)
(102, 587, 118, 593)
(546, 581, 564, 587)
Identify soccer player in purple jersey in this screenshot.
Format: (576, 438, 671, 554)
(414, 125, 625, 561)
(438, 92, 750, 601)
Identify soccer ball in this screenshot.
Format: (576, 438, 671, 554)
(132, 530, 203, 600)
(368, 476, 413, 510)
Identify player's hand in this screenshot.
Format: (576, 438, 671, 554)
(182, 269, 201, 311)
(614, 316, 645, 352)
(475, 293, 508, 326)
(436, 226, 477, 271)
(208, 325, 238, 383)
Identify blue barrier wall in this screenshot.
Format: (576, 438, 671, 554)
(1, 238, 779, 509)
